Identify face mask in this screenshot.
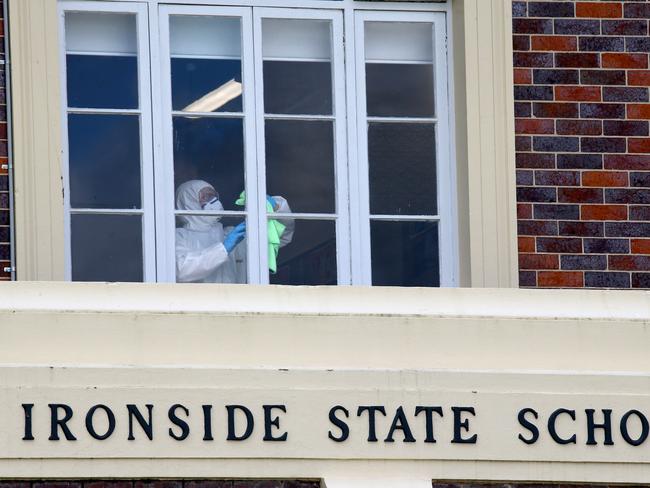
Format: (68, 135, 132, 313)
(203, 198, 224, 212)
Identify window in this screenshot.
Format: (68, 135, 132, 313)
(59, 0, 456, 286)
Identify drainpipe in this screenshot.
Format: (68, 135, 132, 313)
(2, 0, 15, 280)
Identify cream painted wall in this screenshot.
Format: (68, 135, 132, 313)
(8, 0, 518, 287)
(0, 283, 649, 483)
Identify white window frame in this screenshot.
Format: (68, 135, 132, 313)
(58, 0, 156, 281)
(58, 0, 457, 287)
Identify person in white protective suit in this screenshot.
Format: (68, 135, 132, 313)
(175, 179, 294, 283)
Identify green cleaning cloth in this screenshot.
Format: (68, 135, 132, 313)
(235, 191, 286, 274)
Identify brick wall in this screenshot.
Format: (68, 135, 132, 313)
(0, 483, 320, 488)
(0, 0, 8, 281)
(513, 1, 650, 289)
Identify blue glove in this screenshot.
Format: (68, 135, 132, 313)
(266, 195, 277, 211)
(223, 222, 246, 253)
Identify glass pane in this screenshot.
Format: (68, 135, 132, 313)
(265, 120, 335, 214)
(368, 122, 437, 216)
(270, 219, 336, 285)
(175, 215, 248, 284)
(262, 19, 332, 115)
(71, 214, 143, 282)
(173, 117, 245, 211)
(170, 16, 243, 113)
(67, 55, 138, 109)
(366, 64, 434, 118)
(371, 220, 439, 287)
(364, 21, 435, 118)
(65, 12, 137, 55)
(68, 114, 141, 209)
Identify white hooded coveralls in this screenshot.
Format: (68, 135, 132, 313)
(175, 180, 294, 283)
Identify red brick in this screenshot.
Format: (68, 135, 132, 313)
(515, 118, 555, 135)
(517, 203, 533, 219)
(629, 70, 650, 86)
(576, 2, 622, 19)
(514, 68, 532, 84)
(558, 187, 603, 203)
(629, 138, 650, 154)
(519, 253, 559, 270)
(537, 237, 582, 253)
(538, 271, 584, 288)
(514, 52, 554, 68)
(628, 104, 650, 120)
(518, 236, 535, 253)
(602, 53, 648, 69)
(632, 239, 650, 255)
(555, 85, 601, 102)
(581, 204, 628, 221)
(531, 35, 577, 51)
(533, 102, 579, 118)
(609, 255, 650, 271)
(582, 171, 628, 187)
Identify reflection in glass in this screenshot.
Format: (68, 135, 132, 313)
(173, 117, 245, 210)
(67, 55, 138, 109)
(175, 215, 248, 284)
(364, 22, 433, 63)
(264, 61, 332, 115)
(172, 59, 242, 113)
(366, 63, 434, 118)
(368, 122, 437, 216)
(65, 12, 137, 55)
(271, 219, 336, 285)
(68, 114, 141, 209)
(265, 120, 335, 214)
(170, 16, 243, 114)
(371, 220, 439, 287)
(71, 214, 143, 282)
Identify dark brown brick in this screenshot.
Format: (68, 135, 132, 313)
(538, 270, 584, 287)
(555, 52, 600, 68)
(514, 85, 553, 100)
(513, 35, 531, 51)
(532, 35, 577, 51)
(559, 221, 604, 237)
(581, 137, 627, 153)
(519, 270, 537, 286)
(603, 120, 649, 136)
(605, 154, 650, 170)
(556, 119, 602, 135)
(537, 237, 582, 253)
(516, 135, 532, 151)
(624, 3, 650, 19)
(558, 187, 603, 203)
(580, 103, 626, 119)
(517, 152, 556, 168)
(515, 102, 532, 117)
(585, 272, 631, 288)
(518, 220, 559, 236)
(580, 69, 627, 85)
(557, 153, 602, 169)
(606, 188, 650, 204)
(603, 87, 649, 103)
(185, 482, 234, 488)
(518, 203, 533, 219)
(632, 273, 650, 288)
(534, 170, 580, 186)
(134, 482, 181, 488)
(528, 2, 574, 18)
(584, 237, 630, 253)
(602, 19, 648, 36)
(517, 186, 557, 202)
(534, 204, 579, 220)
(555, 19, 600, 35)
(533, 136, 579, 152)
(631, 172, 650, 188)
(519, 253, 559, 270)
(34, 484, 81, 488)
(513, 18, 554, 35)
(561, 255, 607, 271)
(534, 68, 580, 84)
(514, 52, 554, 67)
(516, 118, 555, 134)
(85, 483, 133, 488)
(606, 221, 650, 237)
(580, 36, 624, 52)
(630, 205, 650, 220)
